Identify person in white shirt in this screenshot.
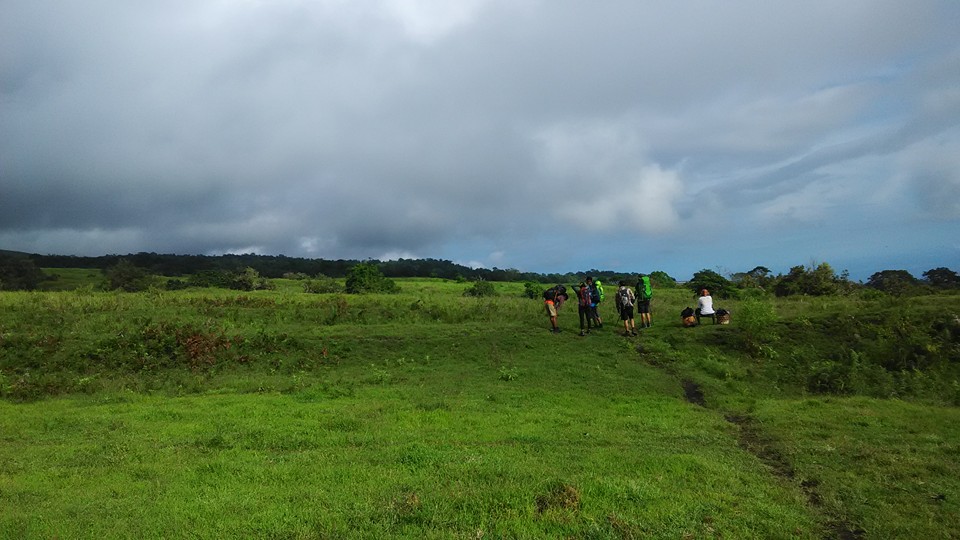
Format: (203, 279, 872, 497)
(695, 288, 716, 324)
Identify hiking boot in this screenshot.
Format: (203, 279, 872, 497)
(631, 331, 638, 336)
(579, 330, 586, 337)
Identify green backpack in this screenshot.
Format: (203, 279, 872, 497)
(637, 276, 653, 301)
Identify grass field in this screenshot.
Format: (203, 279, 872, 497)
(2, 276, 958, 538)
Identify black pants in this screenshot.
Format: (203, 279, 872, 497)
(578, 306, 593, 330)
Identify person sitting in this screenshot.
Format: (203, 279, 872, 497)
(695, 288, 716, 324)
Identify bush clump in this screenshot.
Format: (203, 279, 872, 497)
(303, 274, 344, 294)
(345, 262, 399, 294)
(463, 279, 497, 297)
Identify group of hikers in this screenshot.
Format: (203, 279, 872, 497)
(543, 277, 721, 336)
(542, 275, 653, 337)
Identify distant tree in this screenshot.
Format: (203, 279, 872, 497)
(345, 262, 399, 294)
(103, 259, 152, 292)
(774, 263, 847, 297)
(0, 253, 47, 290)
(866, 270, 919, 296)
(648, 271, 678, 289)
(732, 266, 774, 290)
(231, 267, 274, 291)
(922, 267, 959, 289)
(689, 269, 735, 298)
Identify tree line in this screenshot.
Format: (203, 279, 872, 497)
(0, 250, 956, 296)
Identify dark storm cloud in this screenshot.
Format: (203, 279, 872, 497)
(2, 0, 958, 277)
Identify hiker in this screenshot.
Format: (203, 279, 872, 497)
(594, 279, 606, 327)
(586, 276, 603, 328)
(543, 285, 568, 333)
(614, 280, 637, 336)
(576, 281, 594, 336)
(696, 288, 716, 324)
(635, 274, 653, 328)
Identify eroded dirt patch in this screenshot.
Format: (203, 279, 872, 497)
(681, 379, 706, 407)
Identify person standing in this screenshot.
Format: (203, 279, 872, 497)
(696, 288, 716, 324)
(586, 276, 603, 329)
(576, 281, 594, 336)
(615, 280, 637, 336)
(635, 274, 653, 328)
(594, 279, 606, 327)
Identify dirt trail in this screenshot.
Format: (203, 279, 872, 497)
(678, 379, 865, 539)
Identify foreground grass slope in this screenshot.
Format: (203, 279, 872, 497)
(1, 277, 958, 537)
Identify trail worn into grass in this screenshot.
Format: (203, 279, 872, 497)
(673, 373, 867, 539)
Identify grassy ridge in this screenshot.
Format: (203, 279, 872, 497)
(2, 278, 959, 537)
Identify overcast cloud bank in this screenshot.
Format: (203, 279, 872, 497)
(2, 1, 958, 279)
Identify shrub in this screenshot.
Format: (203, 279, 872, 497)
(737, 297, 779, 357)
(522, 282, 541, 299)
(464, 279, 497, 297)
(0, 254, 46, 291)
(345, 262, 399, 294)
(231, 267, 274, 291)
(303, 274, 344, 294)
(103, 259, 152, 292)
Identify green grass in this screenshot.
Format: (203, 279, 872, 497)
(2, 278, 959, 537)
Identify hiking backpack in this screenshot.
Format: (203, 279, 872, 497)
(617, 287, 632, 308)
(543, 285, 566, 301)
(637, 276, 653, 301)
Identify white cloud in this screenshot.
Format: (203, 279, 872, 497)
(382, 0, 490, 43)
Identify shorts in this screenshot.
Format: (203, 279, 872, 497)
(620, 305, 634, 319)
(636, 300, 650, 314)
(545, 300, 557, 317)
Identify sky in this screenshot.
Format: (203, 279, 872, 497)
(2, 1, 959, 281)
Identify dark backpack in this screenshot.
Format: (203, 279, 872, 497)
(543, 285, 566, 301)
(680, 307, 695, 318)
